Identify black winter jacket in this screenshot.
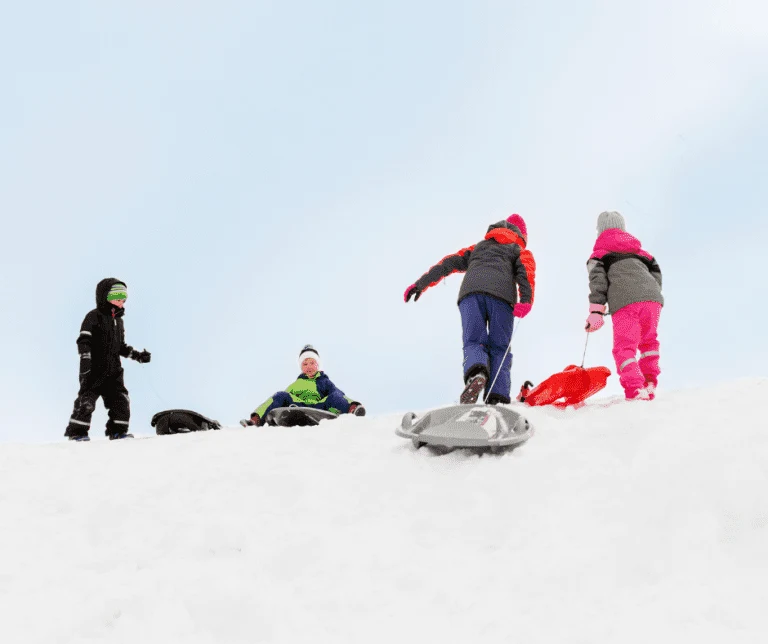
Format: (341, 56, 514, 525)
(76, 278, 135, 385)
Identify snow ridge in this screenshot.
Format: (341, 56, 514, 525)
(1, 379, 766, 643)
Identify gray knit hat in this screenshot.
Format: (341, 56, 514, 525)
(596, 211, 626, 235)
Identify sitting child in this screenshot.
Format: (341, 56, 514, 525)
(244, 345, 365, 426)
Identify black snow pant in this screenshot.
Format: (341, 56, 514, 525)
(65, 373, 131, 438)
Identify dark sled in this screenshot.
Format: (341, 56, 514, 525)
(151, 409, 222, 435)
(396, 404, 534, 451)
(264, 407, 339, 427)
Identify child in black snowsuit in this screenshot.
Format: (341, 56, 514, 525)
(64, 278, 151, 441)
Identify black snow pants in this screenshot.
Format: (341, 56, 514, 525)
(65, 373, 131, 438)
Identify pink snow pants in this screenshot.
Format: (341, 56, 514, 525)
(611, 301, 662, 397)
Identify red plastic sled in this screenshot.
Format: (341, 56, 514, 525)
(523, 365, 611, 409)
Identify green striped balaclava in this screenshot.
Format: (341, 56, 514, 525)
(107, 283, 128, 302)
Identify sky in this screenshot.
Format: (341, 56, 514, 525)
(1, 379, 766, 642)
(2, 0, 768, 442)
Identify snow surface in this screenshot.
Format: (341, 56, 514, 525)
(2, 380, 768, 643)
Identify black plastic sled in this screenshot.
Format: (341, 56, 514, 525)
(396, 404, 534, 451)
(151, 409, 222, 435)
(264, 407, 339, 427)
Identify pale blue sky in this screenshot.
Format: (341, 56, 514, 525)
(2, 1, 767, 442)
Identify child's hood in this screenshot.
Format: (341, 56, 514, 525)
(95, 277, 127, 313)
(591, 230, 653, 261)
(485, 220, 527, 248)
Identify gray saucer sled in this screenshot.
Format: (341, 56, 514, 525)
(265, 407, 339, 427)
(396, 404, 534, 451)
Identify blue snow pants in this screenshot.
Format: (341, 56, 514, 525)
(459, 293, 514, 400)
(261, 390, 351, 420)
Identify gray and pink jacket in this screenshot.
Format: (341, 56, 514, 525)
(587, 230, 663, 314)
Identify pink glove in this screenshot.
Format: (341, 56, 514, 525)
(513, 302, 532, 318)
(585, 303, 606, 332)
(404, 284, 422, 303)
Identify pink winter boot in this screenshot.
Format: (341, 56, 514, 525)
(626, 387, 651, 401)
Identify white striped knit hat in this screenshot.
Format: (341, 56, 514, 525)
(107, 283, 128, 302)
(298, 344, 321, 370)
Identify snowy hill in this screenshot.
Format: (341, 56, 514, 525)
(2, 380, 767, 643)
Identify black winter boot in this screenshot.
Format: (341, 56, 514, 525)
(486, 393, 511, 405)
(460, 374, 488, 405)
(108, 432, 134, 440)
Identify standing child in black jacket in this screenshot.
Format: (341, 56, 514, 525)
(64, 278, 151, 441)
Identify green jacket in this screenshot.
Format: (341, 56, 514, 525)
(254, 371, 353, 417)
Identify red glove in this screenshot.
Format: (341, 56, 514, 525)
(513, 303, 532, 318)
(585, 304, 606, 332)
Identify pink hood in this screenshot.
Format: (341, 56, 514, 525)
(590, 229, 654, 261)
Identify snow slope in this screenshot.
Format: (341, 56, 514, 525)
(2, 379, 767, 643)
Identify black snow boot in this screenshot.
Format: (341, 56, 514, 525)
(108, 432, 134, 440)
(68, 435, 91, 442)
(486, 393, 511, 405)
(460, 373, 488, 405)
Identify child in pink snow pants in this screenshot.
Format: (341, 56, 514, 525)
(584, 212, 663, 400)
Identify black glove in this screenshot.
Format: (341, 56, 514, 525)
(404, 285, 422, 303)
(131, 349, 151, 364)
(79, 354, 92, 386)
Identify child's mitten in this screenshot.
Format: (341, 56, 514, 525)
(131, 349, 152, 363)
(513, 303, 532, 318)
(585, 304, 606, 332)
(404, 284, 422, 302)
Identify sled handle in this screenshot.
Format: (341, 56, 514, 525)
(580, 331, 590, 368)
(401, 412, 417, 431)
(484, 321, 522, 404)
